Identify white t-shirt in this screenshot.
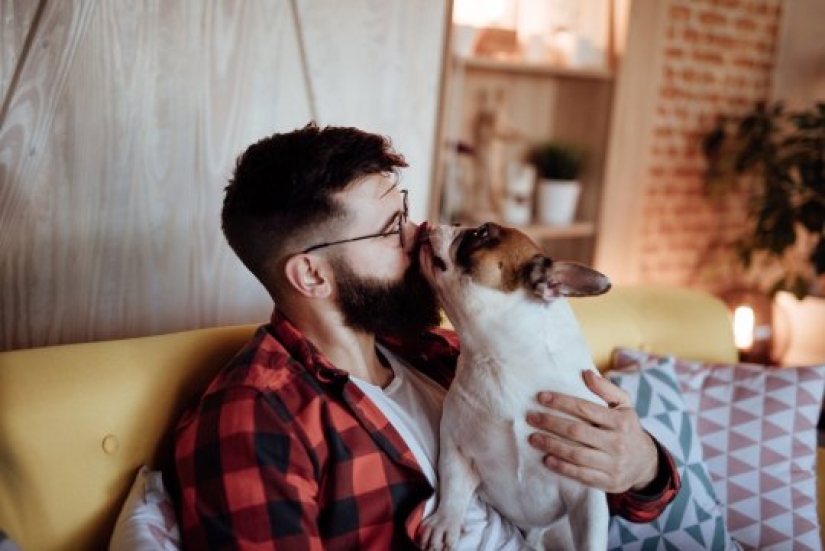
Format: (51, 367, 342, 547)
(351, 345, 528, 550)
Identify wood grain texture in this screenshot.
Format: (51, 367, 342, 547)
(297, 0, 448, 221)
(0, 0, 448, 350)
(0, 0, 41, 103)
(593, 0, 667, 282)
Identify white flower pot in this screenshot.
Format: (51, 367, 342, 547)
(773, 291, 825, 366)
(536, 179, 581, 226)
(502, 163, 536, 226)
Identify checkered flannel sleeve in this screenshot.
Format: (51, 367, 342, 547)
(606, 435, 681, 523)
(176, 386, 322, 550)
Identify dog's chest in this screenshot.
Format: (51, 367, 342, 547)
(441, 306, 604, 481)
(445, 345, 593, 428)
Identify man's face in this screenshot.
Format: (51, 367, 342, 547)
(329, 174, 440, 336)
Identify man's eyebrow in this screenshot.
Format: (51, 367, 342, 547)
(378, 172, 400, 198)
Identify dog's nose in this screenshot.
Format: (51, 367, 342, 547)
(415, 221, 432, 244)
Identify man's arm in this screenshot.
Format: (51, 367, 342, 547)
(175, 387, 323, 549)
(525, 370, 680, 521)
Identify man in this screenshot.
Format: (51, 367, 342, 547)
(174, 123, 679, 549)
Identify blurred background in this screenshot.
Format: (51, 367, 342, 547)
(1, 0, 823, 366)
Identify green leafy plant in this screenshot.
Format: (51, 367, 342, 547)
(702, 101, 825, 298)
(527, 141, 588, 180)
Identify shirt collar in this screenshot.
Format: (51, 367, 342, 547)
(266, 308, 459, 388)
(267, 309, 350, 387)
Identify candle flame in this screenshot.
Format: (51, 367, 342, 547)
(733, 305, 755, 350)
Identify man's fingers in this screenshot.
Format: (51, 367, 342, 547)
(528, 377, 662, 492)
(528, 434, 619, 492)
(535, 391, 614, 428)
(528, 431, 607, 466)
(527, 411, 608, 448)
(582, 370, 632, 408)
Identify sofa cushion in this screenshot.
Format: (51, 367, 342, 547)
(613, 348, 825, 550)
(606, 357, 737, 550)
(109, 466, 180, 551)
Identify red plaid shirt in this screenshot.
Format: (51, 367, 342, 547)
(174, 310, 679, 550)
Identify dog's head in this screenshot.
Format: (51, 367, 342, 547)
(419, 222, 610, 319)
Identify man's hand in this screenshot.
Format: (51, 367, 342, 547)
(526, 370, 658, 494)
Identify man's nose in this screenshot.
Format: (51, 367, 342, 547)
(405, 220, 424, 251)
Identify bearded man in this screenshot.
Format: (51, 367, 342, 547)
(173, 123, 679, 550)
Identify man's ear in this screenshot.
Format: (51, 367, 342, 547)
(283, 254, 333, 299)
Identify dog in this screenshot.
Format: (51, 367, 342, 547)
(417, 221, 611, 550)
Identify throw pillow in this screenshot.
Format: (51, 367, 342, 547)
(0, 531, 22, 551)
(613, 348, 825, 551)
(607, 357, 739, 550)
(109, 466, 181, 551)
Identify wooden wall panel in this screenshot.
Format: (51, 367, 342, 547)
(298, 0, 450, 220)
(1, 0, 41, 102)
(593, 0, 666, 282)
(0, 0, 448, 350)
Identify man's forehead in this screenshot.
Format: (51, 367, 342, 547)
(341, 173, 399, 204)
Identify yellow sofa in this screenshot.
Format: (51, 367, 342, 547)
(0, 286, 822, 550)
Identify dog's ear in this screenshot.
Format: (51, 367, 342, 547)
(523, 255, 611, 300)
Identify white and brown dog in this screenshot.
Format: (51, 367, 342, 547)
(417, 222, 611, 551)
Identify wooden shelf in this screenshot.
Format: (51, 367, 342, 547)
(456, 55, 614, 80)
(521, 222, 596, 240)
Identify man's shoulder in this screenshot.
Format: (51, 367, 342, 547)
(215, 325, 297, 386)
(182, 325, 321, 421)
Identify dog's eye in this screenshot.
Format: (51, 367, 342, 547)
(475, 223, 490, 239)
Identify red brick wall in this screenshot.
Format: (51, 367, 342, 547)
(637, 0, 783, 291)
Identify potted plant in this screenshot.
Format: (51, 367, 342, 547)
(702, 101, 825, 366)
(527, 141, 588, 226)
(701, 101, 825, 299)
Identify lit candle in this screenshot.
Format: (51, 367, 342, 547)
(733, 305, 755, 350)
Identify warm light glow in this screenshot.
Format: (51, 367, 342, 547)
(453, 0, 510, 27)
(733, 305, 755, 350)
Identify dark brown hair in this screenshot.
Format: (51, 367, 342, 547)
(221, 122, 407, 292)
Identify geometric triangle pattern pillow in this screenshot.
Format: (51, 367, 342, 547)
(607, 357, 741, 550)
(614, 348, 825, 551)
(0, 531, 22, 551)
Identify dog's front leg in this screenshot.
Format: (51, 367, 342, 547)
(566, 487, 608, 551)
(418, 434, 479, 551)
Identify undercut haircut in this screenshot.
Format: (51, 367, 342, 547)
(221, 122, 408, 293)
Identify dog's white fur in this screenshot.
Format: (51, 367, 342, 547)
(418, 223, 611, 551)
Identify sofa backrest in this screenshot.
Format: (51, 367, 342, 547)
(0, 324, 257, 551)
(0, 286, 738, 550)
(570, 285, 738, 369)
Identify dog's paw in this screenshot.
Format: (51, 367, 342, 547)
(417, 512, 463, 551)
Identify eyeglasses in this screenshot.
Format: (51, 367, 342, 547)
(301, 189, 409, 254)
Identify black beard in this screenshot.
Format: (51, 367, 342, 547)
(332, 254, 441, 338)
